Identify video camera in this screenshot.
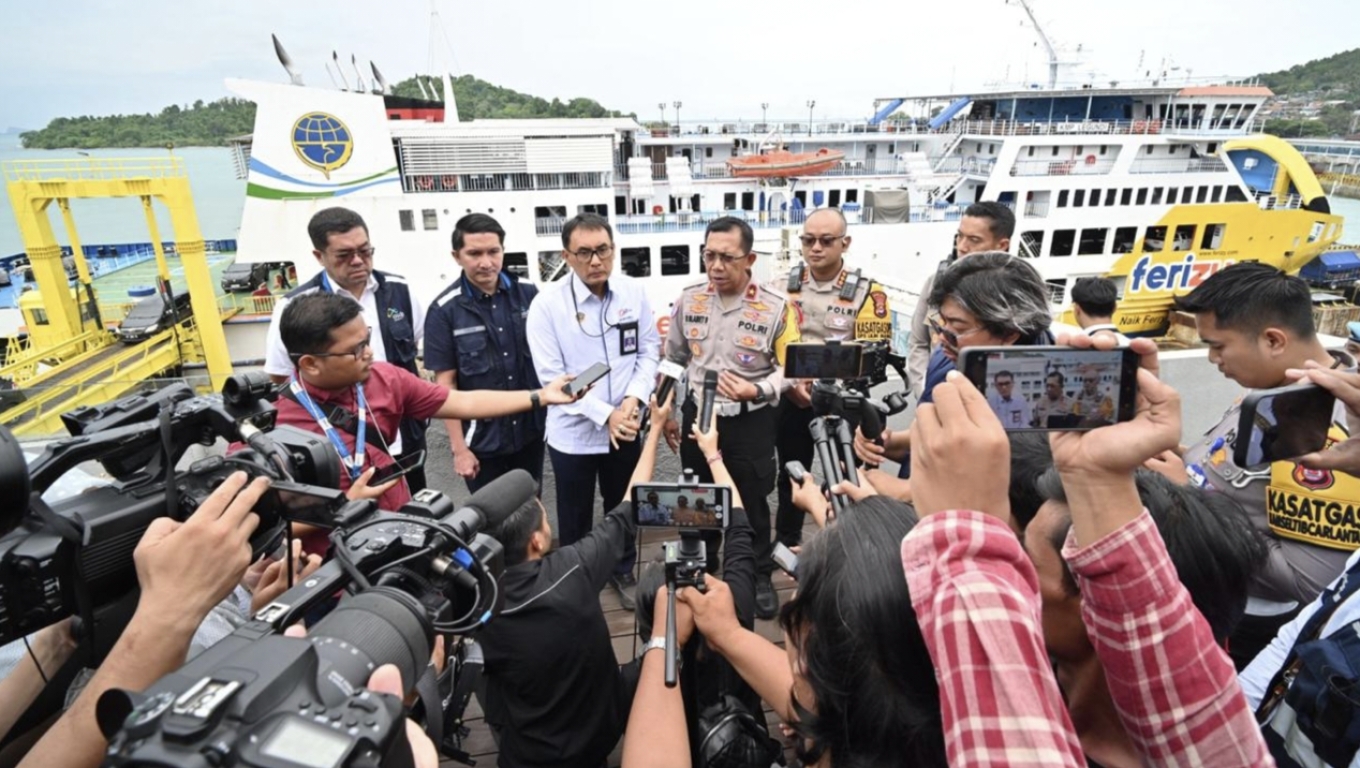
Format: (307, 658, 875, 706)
(0, 373, 344, 656)
(97, 469, 533, 768)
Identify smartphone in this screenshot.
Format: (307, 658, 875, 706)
(631, 483, 732, 530)
(959, 346, 1139, 432)
(772, 542, 799, 578)
(1234, 383, 1335, 468)
(368, 450, 426, 485)
(567, 362, 611, 397)
(784, 460, 808, 483)
(784, 342, 864, 380)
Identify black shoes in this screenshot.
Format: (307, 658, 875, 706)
(755, 574, 778, 620)
(610, 572, 638, 611)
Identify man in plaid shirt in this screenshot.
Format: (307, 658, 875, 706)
(902, 335, 1271, 767)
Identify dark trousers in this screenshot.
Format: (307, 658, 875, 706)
(466, 439, 546, 494)
(774, 401, 815, 549)
(549, 440, 641, 575)
(680, 399, 778, 576)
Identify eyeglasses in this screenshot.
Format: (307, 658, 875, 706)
(569, 244, 614, 262)
(306, 329, 373, 361)
(331, 245, 376, 263)
(702, 250, 748, 265)
(927, 315, 987, 346)
(798, 234, 846, 248)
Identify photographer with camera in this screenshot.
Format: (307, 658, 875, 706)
(475, 388, 678, 768)
(16, 472, 268, 768)
(276, 292, 579, 552)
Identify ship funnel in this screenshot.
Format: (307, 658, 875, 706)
(370, 61, 391, 94)
(332, 51, 350, 91)
(272, 34, 304, 86)
(442, 72, 458, 123)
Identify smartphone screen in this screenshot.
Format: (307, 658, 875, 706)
(567, 362, 611, 397)
(631, 483, 732, 530)
(369, 450, 426, 485)
(1234, 384, 1335, 467)
(959, 346, 1139, 432)
(771, 542, 799, 577)
(268, 481, 349, 527)
(784, 343, 864, 380)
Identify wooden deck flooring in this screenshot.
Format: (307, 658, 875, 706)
(441, 527, 805, 767)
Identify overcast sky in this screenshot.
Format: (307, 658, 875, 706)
(4, 0, 1356, 131)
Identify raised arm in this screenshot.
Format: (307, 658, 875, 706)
(626, 388, 675, 498)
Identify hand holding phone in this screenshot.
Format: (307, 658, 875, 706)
(566, 362, 611, 398)
(959, 346, 1138, 432)
(771, 543, 799, 578)
(1234, 383, 1335, 467)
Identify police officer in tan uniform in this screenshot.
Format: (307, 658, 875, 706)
(772, 208, 892, 563)
(662, 216, 800, 618)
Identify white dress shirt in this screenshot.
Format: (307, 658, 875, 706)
(526, 272, 660, 454)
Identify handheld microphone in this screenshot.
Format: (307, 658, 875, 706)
(699, 370, 719, 432)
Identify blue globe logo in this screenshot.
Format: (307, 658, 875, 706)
(291, 112, 353, 179)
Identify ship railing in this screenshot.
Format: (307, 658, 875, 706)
(683, 159, 901, 180)
(932, 157, 998, 176)
(1129, 158, 1228, 175)
(1008, 158, 1118, 177)
(1254, 192, 1305, 211)
(401, 171, 609, 193)
(535, 217, 568, 236)
(611, 204, 977, 234)
(216, 292, 279, 316)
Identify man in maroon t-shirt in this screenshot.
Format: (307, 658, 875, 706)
(276, 293, 577, 552)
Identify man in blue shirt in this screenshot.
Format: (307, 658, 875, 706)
(526, 213, 660, 610)
(425, 214, 545, 492)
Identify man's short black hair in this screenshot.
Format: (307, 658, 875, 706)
(452, 213, 506, 251)
(962, 201, 1016, 240)
(1071, 277, 1118, 318)
(1036, 468, 1267, 642)
(1046, 371, 1066, 386)
(705, 216, 754, 253)
(307, 207, 368, 251)
(560, 212, 614, 249)
(993, 370, 1015, 382)
(1172, 262, 1316, 339)
(280, 293, 363, 358)
(484, 496, 545, 568)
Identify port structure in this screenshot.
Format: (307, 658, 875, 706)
(1, 157, 232, 436)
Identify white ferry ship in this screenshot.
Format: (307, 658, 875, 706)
(225, 66, 1343, 339)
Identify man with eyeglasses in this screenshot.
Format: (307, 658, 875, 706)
(770, 208, 891, 589)
(264, 206, 431, 491)
(1070, 364, 1115, 425)
(906, 201, 1015, 400)
(986, 370, 1031, 429)
(425, 214, 545, 494)
(662, 216, 800, 620)
(526, 212, 660, 610)
(273, 292, 578, 555)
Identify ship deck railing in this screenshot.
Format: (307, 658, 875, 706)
(644, 117, 1258, 140)
(609, 203, 970, 235)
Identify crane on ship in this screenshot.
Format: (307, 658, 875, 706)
(0, 157, 234, 436)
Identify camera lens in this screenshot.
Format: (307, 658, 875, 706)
(0, 426, 30, 537)
(306, 588, 433, 705)
(221, 372, 275, 407)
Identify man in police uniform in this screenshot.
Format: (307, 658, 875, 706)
(662, 216, 800, 619)
(264, 206, 429, 491)
(1175, 263, 1360, 669)
(1070, 364, 1115, 426)
(772, 208, 891, 560)
(1033, 371, 1072, 428)
(425, 214, 543, 492)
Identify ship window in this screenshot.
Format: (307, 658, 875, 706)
(578, 203, 609, 216)
(504, 252, 530, 280)
(1078, 228, 1108, 255)
(1046, 278, 1068, 304)
(1057, 190, 1070, 208)
(1076, 146, 1084, 155)
(1113, 227, 1138, 254)
(724, 193, 737, 210)
(1151, 188, 1164, 205)
(1053, 146, 1060, 157)
(1166, 187, 1178, 204)
(741, 192, 755, 210)
(615, 196, 627, 215)
(535, 205, 567, 219)
(1105, 189, 1117, 206)
(538, 251, 567, 282)
(1121, 189, 1133, 206)
(661, 245, 691, 276)
(1226, 186, 1248, 203)
(632, 199, 647, 215)
(691, 194, 702, 212)
(1028, 146, 1035, 157)
(30, 308, 48, 326)
(1089, 189, 1101, 207)
(829, 189, 842, 208)
(1100, 145, 1108, 155)
(1196, 186, 1209, 203)
(1169, 145, 1177, 155)
(422, 209, 438, 230)
(1173, 224, 1197, 250)
(1202, 224, 1227, 250)
(794, 190, 807, 208)
(1051, 229, 1076, 257)
(705, 147, 713, 158)
(1020, 231, 1044, 258)
(1073, 190, 1086, 208)
(1144, 226, 1167, 252)
(846, 189, 859, 203)
(1136, 188, 1148, 205)
(1211, 185, 1223, 203)
(1146, 145, 1155, 155)
(399, 210, 415, 232)
(621, 247, 652, 277)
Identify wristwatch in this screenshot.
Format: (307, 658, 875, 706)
(752, 384, 769, 404)
(529, 390, 542, 409)
(641, 636, 668, 658)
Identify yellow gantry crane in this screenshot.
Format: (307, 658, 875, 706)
(0, 157, 233, 436)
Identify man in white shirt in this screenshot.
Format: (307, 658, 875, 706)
(262, 207, 429, 489)
(526, 213, 660, 609)
(1071, 276, 1130, 344)
(986, 370, 1031, 429)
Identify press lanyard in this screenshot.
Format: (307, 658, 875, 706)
(289, 375, 367, 480)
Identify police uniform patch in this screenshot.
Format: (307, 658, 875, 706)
(1294, 464, 1336, 491)
(690, 341, 703, 357)
(748, 301, 770, 311)
(870, 290, 888, 319)
(735, 335, 761, 349)
(734, 351, 759, 368)
(689, 327, 702, 338)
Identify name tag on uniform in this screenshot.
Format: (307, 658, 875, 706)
(619, 321, 639, 356)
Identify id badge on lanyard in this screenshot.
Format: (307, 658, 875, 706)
(289, 375, 367, 480)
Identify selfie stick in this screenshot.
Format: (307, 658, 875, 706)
(664, 576, 679, 687)
(700, 370, 718, 432)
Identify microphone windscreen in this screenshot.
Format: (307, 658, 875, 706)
(703, 369, 718, 388)
(463, 469, 538, 529)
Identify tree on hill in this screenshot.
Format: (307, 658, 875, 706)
(392, 74, 632, 120)
(21, 98, 256, 149)
(1259, 48, 1360, 96)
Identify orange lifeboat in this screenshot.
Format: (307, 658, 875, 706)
(727, 148, 845, 178)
